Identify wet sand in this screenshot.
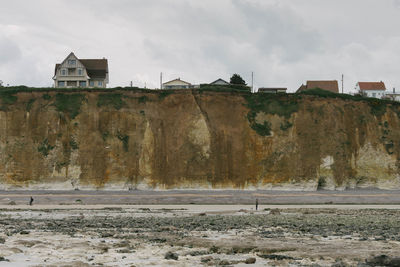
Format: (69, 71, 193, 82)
(1, 190, 400, 266)
(0, 189, 400, 205)
(0, 205, 399, 266)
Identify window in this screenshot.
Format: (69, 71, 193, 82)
(58, 81, 65, 87)
(89, 81, 94, 87)
(373, 93, 376, 98)
(61, 69, 66, 76)
(68, 59, 76, 65)
(79, 81, 87, 87)
(68, 68, 76, 75)
(78, 68, 83, 76)
(98, 81, 103, 86)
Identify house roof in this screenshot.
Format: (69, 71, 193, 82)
(163, 78, 191, 85)
(358, 82, 386, 91)
(306, 80, 339, 93)
(210, 78, 230, 85)
(54, 55, 108, 79)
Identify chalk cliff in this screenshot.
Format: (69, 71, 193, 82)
(0, 89, 399, 190)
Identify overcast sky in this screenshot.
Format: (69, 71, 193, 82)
(1, 0, 400, 93)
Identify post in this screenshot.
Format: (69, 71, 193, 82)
(160, 72, 163, 90)
(252, 72, 254, 93)
(341, 74, 344, 94)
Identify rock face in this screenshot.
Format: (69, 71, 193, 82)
(0, 89, 399, 190)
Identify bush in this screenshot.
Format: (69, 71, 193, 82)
(97, 93, 126, 110)
(38, 138, 54, 157)
(26, 98, 35, 112)
(54, 93, 86, 119)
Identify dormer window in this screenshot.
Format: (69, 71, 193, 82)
(68, 59, 76, 65)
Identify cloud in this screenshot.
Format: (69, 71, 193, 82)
(0, 0, 399, 92)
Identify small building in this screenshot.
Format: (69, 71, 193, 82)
(297, 80, 339, 93)
(258, 88, 287, 94)
(53, 52, 109, 88)
(384, 88, 400, 101)
(356, 81, 386, 99)
(210, 78, 230, 86)
(162, 78, 192, 89)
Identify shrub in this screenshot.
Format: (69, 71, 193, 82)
(26, 98, 35, 112)
(280, 121, 293, 131)
(54, 93, 86, 119)
(38, 138, 54, 157)
(138, 95, 148, 104)
(158, 90, 175, 100)
(42, 94, 51, 100)
(117, 131, 129, 152)
(97, 93, 126, 110)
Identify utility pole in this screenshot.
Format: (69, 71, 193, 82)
(341, 74, 344, 94)
(160, 72, 163, 90)
(251, 72, 254, 93)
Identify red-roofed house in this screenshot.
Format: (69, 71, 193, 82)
(296, 80, 339, 93)
(356, 81, 386, 98)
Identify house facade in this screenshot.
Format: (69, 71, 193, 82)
(297, 80, 339, 93)
(53, 52, 109, 88)
(356, 81, 386, 98)
(162, 78, 192, 89)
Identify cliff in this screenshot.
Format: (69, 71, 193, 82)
(0, 88, 399, 190)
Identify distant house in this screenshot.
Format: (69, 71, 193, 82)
(210, 78, 230, 86)
(297, 80, 339, 93)
(162, 78, 192, 89)
(258, 88, 287, 94)
(53, 52, 109, 88)
(356, 81, 386, 99)
(385, 88, 400, 101)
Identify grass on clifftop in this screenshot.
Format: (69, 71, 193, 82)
(300, 88, 400, 117)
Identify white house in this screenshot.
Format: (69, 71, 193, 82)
(356, 81, 386, 98)
(210, 78, 230, 86)
(53, 52, 109, 88)
(385, 88, 400, 101)
(162, 78, 192, 89)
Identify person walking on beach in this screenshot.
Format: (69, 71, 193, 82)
(29, 196, 34, 206)
(255, 198, 258, 211)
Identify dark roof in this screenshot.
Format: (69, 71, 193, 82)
(358, 82, 386, 91)
(210, 78, 230, 85)
(302, 80, 339, 93)
(54, 58, 108, 79)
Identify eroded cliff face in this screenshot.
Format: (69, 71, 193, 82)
(0, 90, 399, 190)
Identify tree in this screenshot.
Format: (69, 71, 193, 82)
(230, 74, 246, 85)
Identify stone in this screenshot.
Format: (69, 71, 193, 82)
(165, 251, 179, 260)
(245, 257, 256, 264)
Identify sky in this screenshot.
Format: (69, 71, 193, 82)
(1, 0, 400, 93)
